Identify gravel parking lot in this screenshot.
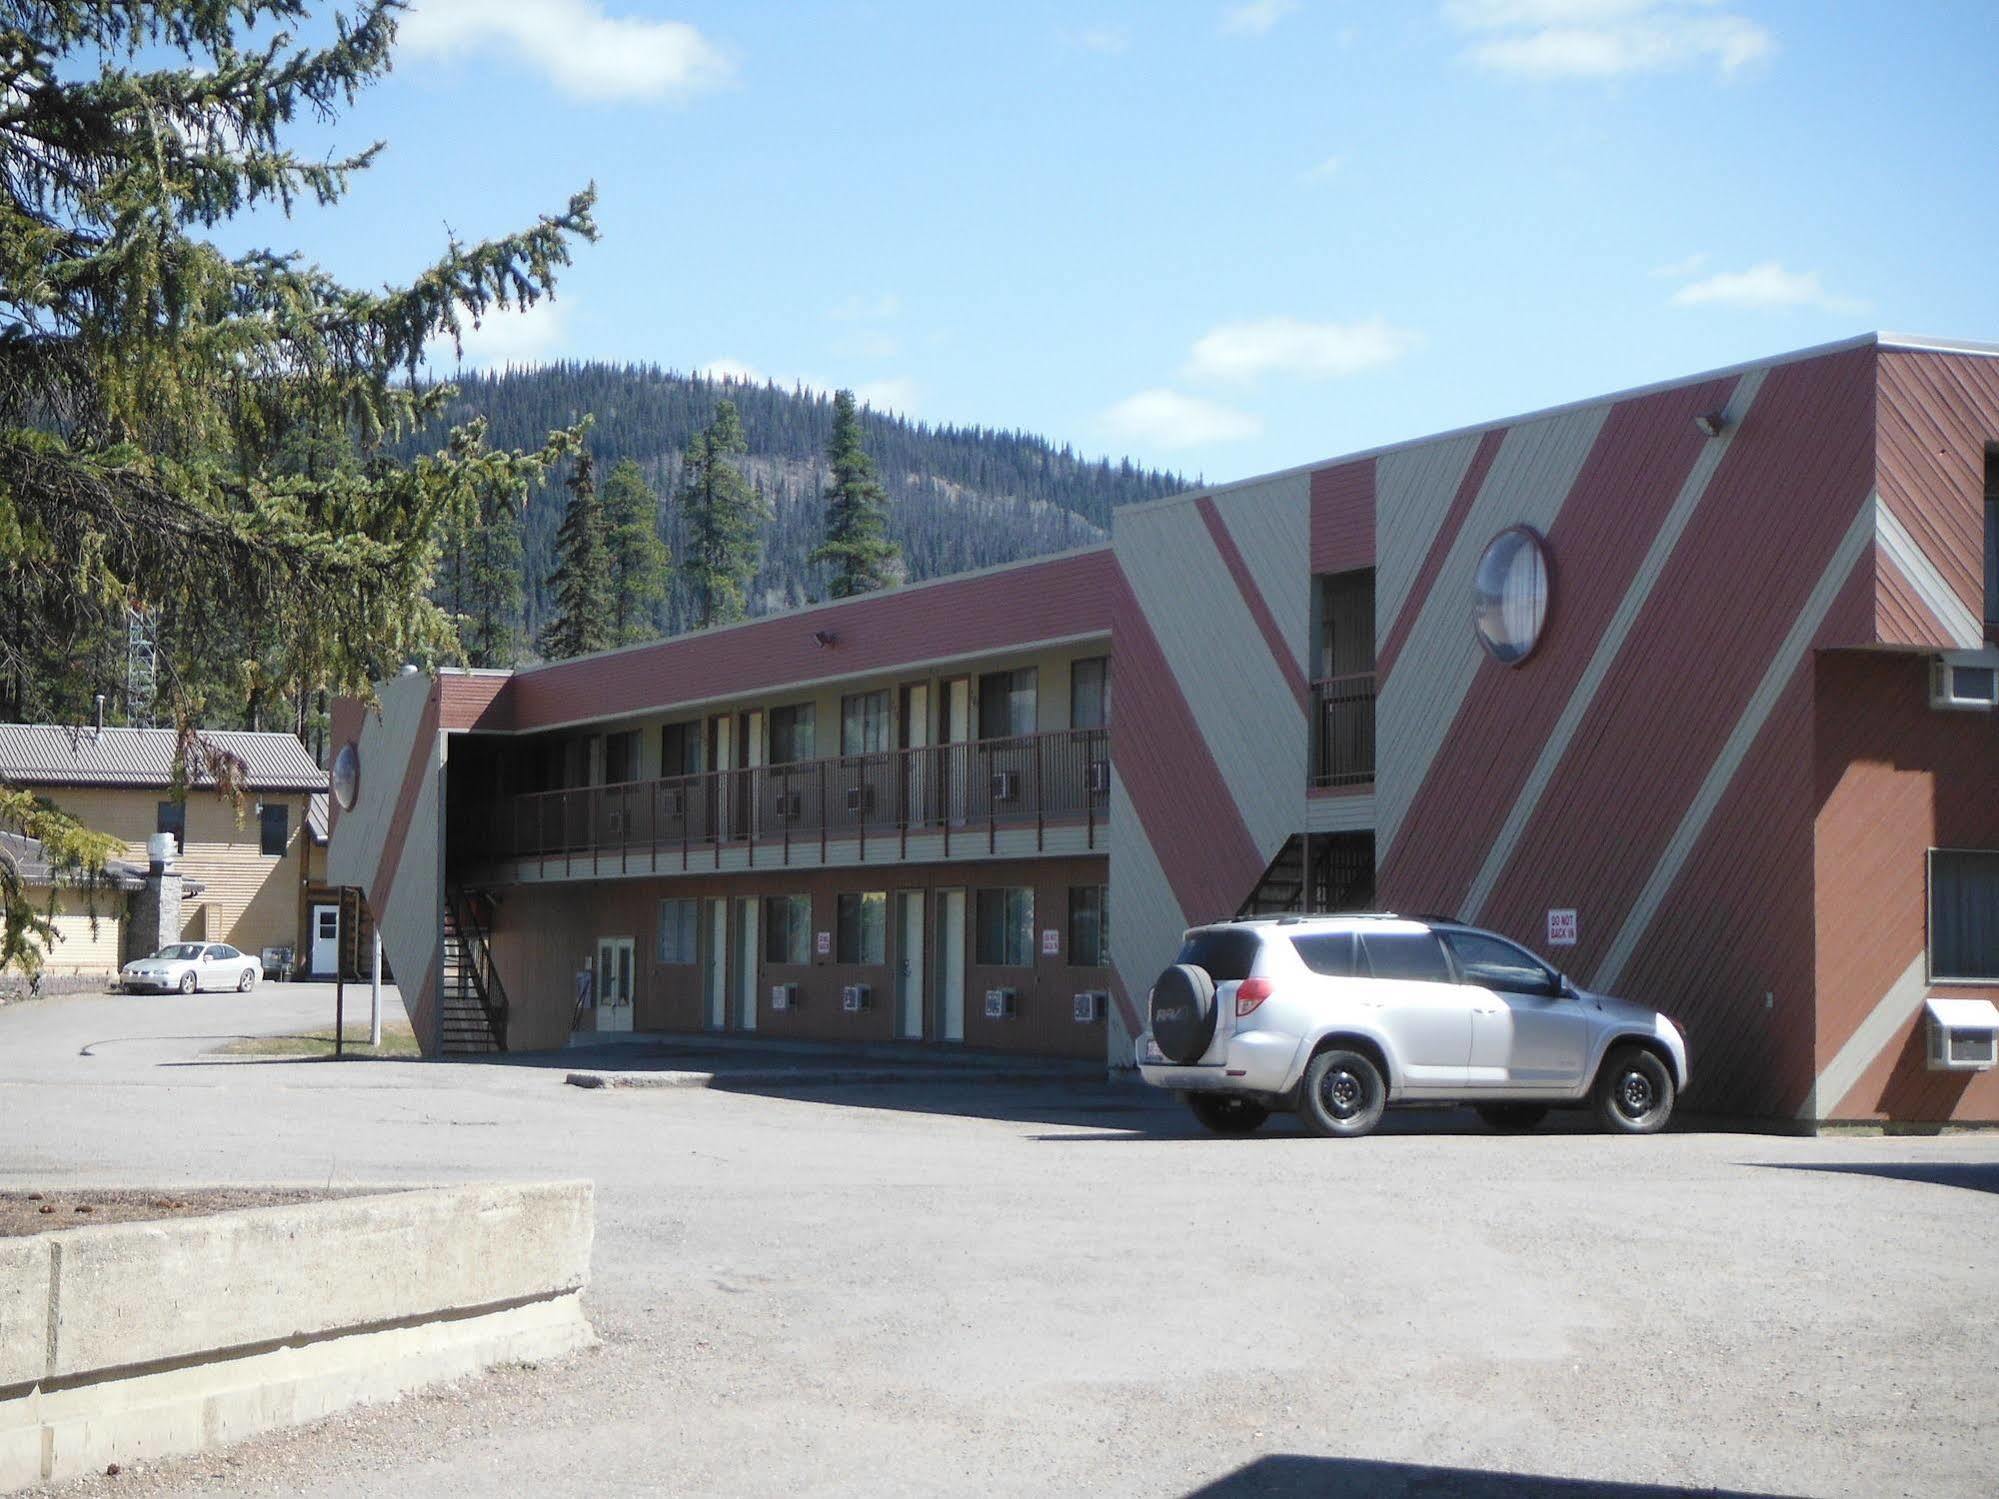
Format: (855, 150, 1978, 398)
(3, 987, 1996, 1498)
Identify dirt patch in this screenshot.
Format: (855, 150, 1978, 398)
(0, 1187, 357, 1237)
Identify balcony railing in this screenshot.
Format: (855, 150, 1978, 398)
(475, 727, 1110, 872)
(1311, 672, 1376, 788)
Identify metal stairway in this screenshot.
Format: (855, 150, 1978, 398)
(440, 890, 508, 1054)
(1236, 832, 1376, 917)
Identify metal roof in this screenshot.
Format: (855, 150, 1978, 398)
(0, 831, 204, 894)
(0, 725, 329, 792)
(307, 792, 329, 843)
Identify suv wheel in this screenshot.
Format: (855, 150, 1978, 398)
(1187, 1094, 1268, 1137)
(1475, 1103, 1548, 1132)
(1594, 1046, 1674, 1134)
(1297, 1048, 1386, 1139)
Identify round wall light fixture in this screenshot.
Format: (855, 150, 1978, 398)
(1473, 526, 1551, 665)
(331, 740, 361, 811)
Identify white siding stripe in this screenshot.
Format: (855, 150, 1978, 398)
(1107, 771, 1189, 1056)
(1462, 371, 1767, 921)
(1798, 953, 1929, 1122)
(1374, 432, 1482, 640)
(1876, 497, 1985, 648)
(1210, 474, 1312, 683)
(1376, 405, 1611, 856)
(1591, 499, 1876, 994)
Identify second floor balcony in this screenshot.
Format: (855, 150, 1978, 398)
(466, 727, 1110, 878)
(1311, 672, 1376, 790)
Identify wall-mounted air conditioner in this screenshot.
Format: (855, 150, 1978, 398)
(774, 791, 803, 822)
(1926, 996, 1999, 1071)
(846, 785, 875, 815)
(661, 787, 686, 818)
(841, 983, 871, 1013)
(991, 771, 1020, 802)
(1087, 760, 1111, 795)
(770, 983, 799, 1012)
(984, 987, 1017, 1019)
(1929, 650, 1999, 711)
(1072, 990, 1107, 1023)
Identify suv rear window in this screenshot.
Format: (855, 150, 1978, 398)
(1174, 928, 1262, 982)
(1290, 932, 1358, 976)
(1358, 931, 1452, 983)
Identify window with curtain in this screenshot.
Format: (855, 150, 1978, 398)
(603, 729, 640, 784)
(836, 891, 887, 964)
(840, 691, 889, 756)
(258, 802, 289, 856)
(763, 894, 812, 965)
(657, 898, 699, 964)
(156, 800, 185, 855)
(975, 887, 1034, 966)
(1931, 849, 1999, 981)
(660, 721, 701, 777)
(977, 668, 1037, 739)
(1068, 885, 1108, 966)
(1070, 658, 1110, 729)
(769, 703, 816, 765)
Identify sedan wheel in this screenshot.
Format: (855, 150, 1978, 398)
(1187, 1093, 1269, 1137)
(1594, 1045, 1675, 1135)
(237, 967, 257, 993)
(1296, 1048, 1386, 1139)
(178, 971, 197, 995)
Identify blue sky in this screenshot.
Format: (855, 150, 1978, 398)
(254, 0, 1999, 481)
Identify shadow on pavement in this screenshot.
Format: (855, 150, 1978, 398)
(1183, 1454, 1802, 1498)
(1748, 1159, 1999, 1195)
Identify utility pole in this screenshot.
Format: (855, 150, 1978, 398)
(369, 924, 382, 1048)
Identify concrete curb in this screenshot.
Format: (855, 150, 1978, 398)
(0, 1181, 595, 1491)
(565, 1065, 1086, 1091)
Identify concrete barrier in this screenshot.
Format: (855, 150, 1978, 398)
(0, 1182, 594, 1491)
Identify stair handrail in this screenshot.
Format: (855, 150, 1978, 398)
(447, 888, 510, 1051)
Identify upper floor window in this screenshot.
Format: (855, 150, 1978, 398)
(1931, 849, 1999, 982)
(769, 703, 816, 765)
(603, 730, 640, 785)
(978, 668, 1037, 740)
(1070, 658, 1110, 730)
(661, 721, 701, 778)
(1317, 569, 1376, 679)
(258, 802, 289, 857)
(841, 691, 889, 756)
(156, 800, 185, 855)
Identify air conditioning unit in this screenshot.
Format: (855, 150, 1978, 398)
(774, 790, 803, 822)
(1087, 760, 1111, 795)
(1929, 650, 1999, 711)
(661, 787, 686, 818)
(606, 810, 624, 837)
(990, 771, 1020, 802)
(841, 983, 871, 1013)
(983, 987, 1017, 1019)
(769, 983, 799, 1012)
(1926, 997, 1999, 1071)
(845, 785, 875, 815)
(1072, 990, 1107, 1023)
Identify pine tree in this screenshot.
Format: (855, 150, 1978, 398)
(537, 450, 613, 660)
(677, 401, 769, 628)
(0, 2, 596, 971)
(811, 390, 903, 598)
(463, 480, 527, 668)
(602, 458, 667, 645)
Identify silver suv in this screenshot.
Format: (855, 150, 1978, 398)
(1137, 914, 1688, 1138)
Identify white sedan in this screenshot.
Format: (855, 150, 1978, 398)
(120, 942, 261, 995)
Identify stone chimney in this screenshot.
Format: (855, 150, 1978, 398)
(124, 832, 183, 962)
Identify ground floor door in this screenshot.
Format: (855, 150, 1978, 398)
(895, 889, 925, 1039)
(936, 887, 966, 1042)
(703, 898, 727, 1030)
(734, 897, 759, 1031)
(309, 903, 340, 977)
(594, 937, 635, 1033)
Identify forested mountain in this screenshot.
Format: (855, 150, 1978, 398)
(411, 363, 1189, 647)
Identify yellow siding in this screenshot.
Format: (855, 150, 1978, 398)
(41, 888, 124, 975)
(45, 787, 311, 957)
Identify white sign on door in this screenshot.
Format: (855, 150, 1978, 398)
(815, 930, 832, 957)
(1547, 909, 1578, 947)
(1041, 928, 1060, 956)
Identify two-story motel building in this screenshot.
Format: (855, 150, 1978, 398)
(330, 334, 1999, 1126)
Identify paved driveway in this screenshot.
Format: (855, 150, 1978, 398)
(2, 989, 1995, 1498)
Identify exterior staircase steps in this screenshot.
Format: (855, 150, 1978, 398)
(439, 896, 507, 1055)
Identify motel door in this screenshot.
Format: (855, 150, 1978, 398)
(594, 937, 635, 1033)
(895, 889, 925, 1039)
(703, 898, 727, 1030)
(936, 887, 966, 1042)
(733, 897, 759, 1031)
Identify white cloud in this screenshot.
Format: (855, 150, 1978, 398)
(1445, 0, 1775, 78)
(699, 358, 767, 384)
(1650, 251, 1710, 279)
(400, 0, 733, 103)
(424, 298, 569, 371)
(1184, 315, 1420, 384)
(1302, 153, 1343, 182)
(829, 293, 902, 322)
(853, 378, 921, 416)
(1668, 261, 1865, 313)
(1220, 0, 1301, 37)
(1062, 25, 1131, 55)
(1102, 389, 1262, 449)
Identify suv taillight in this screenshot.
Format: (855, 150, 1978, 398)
(1236, 977, 1272, 1017)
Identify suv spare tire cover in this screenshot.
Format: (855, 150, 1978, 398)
(1151, 964, 1219, 1064)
